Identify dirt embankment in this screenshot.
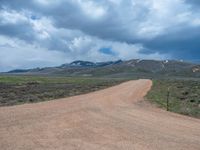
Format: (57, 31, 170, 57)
(0, 79, 200, 150)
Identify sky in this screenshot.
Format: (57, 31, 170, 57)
(0, 0, 200, 71)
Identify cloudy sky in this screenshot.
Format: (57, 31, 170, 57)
(0, 0, 200, 71)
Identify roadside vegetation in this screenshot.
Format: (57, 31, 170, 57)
(0, 76, 126, 106)
(146, 79, 200, 118)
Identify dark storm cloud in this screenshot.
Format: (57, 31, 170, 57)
(0, 22, 36, 43)
(185, 0, 200, 5)
(142, 25, 200, 60)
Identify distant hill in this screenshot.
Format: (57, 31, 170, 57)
(5, 59, 200, 78)
(60, 60, 123, 68)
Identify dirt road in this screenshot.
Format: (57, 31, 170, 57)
(0, 79, 200, 150)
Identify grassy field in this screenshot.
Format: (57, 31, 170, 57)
(146, 79, 200, 118)
(0, 76, 126, 106)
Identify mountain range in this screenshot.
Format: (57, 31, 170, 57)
(5, 59, 200, 78)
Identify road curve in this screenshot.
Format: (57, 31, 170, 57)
(0, 79, 200, 150)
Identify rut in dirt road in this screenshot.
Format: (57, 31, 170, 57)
(0, 79, 200, 150)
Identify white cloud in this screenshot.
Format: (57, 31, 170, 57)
(67, 35, 167, 62)
(30, 17, 53, 39)
(0, 36, 67, 71)
(77, 0, 107, 19)
(33, 0, 59, 6)
(133, 0, 200, 38)
(0, 9, 28, 25)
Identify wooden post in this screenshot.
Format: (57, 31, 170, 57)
(167, 88, 170, 111)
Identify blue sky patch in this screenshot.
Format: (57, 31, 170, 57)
(31, 15, 39, 20)
(99, 47, 115, 55)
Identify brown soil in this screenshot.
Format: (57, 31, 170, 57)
(0, 79, 200, 150)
